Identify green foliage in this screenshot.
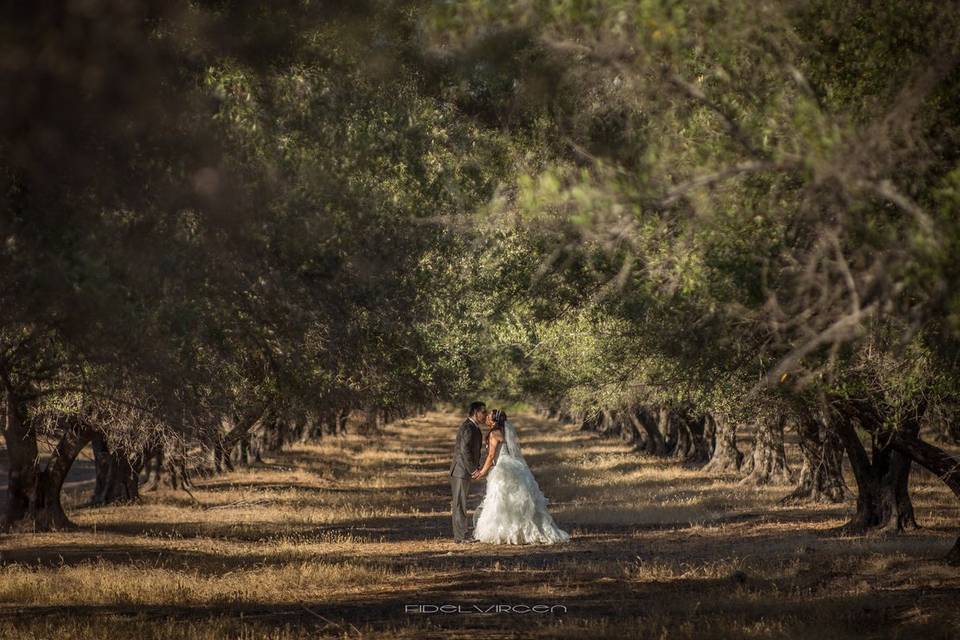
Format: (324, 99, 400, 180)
(3, 0, 959, 448)
(425, 0, 960, 423)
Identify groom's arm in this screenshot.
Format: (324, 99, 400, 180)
(471, 432, 501, 479)
(455, 422, 472, 472)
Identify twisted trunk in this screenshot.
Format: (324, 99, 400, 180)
(781, 407, 847, 503)
(2, 399, 95, 532)
(671, 411, 711, 464)
(632, 406, 667, 456)
(740, 413, 793, 485)
(702, 412, 744, 473)
(834, 413, 917, 534)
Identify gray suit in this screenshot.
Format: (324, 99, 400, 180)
(449, 417, 483, 540)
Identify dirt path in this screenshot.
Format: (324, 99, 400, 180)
(1, 410, 959, 639)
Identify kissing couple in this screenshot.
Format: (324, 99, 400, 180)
(448, 401, 570, 545)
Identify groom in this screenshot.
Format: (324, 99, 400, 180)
(449, 401, 487, 543)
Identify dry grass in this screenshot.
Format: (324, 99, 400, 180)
(1, 410, 959, 639)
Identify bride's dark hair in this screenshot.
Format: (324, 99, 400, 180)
(485, 410, 505, 447)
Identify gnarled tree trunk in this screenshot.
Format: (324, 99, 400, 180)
(631, 406, 668, 456)
(834, 411, 917, 534)
(702, 412, 744, 473)
(781, 407, 847, 503)
(740, 412, 793, 485)
(671, 410, 711, 464)
(2, 399, 95, 532)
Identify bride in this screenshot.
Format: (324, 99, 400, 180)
(470, 409, 571, 544)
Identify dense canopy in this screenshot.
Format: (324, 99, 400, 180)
(3, 0, 960, 567)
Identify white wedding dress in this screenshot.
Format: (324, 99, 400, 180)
(472, 420, 571, 544)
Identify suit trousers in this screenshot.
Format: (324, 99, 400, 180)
(450, 474, 472, 540)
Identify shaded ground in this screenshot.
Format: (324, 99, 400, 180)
(0, 411, 958, 639)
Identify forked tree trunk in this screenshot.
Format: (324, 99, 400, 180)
(781, 408, 847, 503)
(2, 399, 95, 532)
(834, 414, 916, 534)
(702, 413, 744, 473)
(740, 413, 793, 485)
(847, 448, 916, 533)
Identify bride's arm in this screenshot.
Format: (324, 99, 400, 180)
(471, 432, 503, 479)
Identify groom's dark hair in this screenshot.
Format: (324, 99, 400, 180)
(468, 401, 486, 416)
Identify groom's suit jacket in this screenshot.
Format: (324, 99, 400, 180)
(450, 417, 483, 478)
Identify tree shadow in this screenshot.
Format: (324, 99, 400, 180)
(1, 567, 956, 639)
